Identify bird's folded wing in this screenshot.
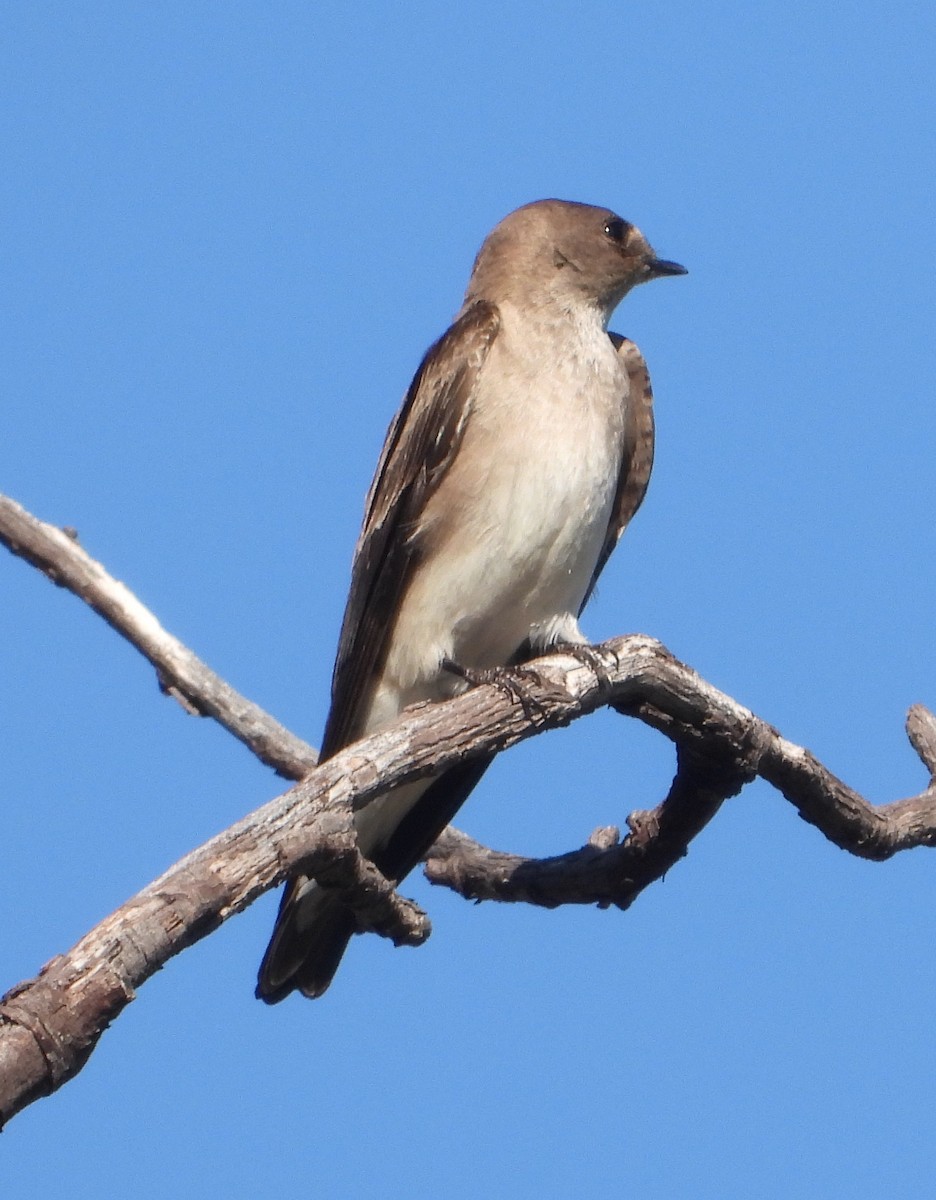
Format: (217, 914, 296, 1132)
(320, 299, 502, 759)
(579, 334, 655, 613)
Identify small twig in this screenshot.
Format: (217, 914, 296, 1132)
(305, 833, 430, 945)
(0, 493, 316, 780)
(907, 704, 936, 778)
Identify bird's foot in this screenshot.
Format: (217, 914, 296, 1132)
(441, 658, 550, 723)
(550, 642, 615, 691)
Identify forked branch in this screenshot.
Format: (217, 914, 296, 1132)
(1, 492, 934, 1128)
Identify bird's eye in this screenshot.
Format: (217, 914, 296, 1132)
(604, 217, 630, 243)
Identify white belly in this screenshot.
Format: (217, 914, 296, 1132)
(371, 306, 629, 724)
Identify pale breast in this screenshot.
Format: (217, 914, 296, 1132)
(382, 303, 630, 697)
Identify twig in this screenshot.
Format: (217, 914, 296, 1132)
(0, 493, 316, 779)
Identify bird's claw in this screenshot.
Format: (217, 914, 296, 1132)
(442, 658, 550, 723)
(551, 642, 614, 691)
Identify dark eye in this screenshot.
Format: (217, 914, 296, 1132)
(604, 217, 630, 243)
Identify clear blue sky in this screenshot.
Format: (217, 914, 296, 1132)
(3, 3, 935, 1197)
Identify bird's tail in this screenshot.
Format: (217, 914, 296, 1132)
(256, 756, 494, 1002)
(255, 878, 357, 1002)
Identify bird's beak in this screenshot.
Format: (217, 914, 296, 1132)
(647, 257, 688, 277)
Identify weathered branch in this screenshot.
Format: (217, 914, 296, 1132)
(2, 493, 935, 1129)
(0, 493, 316, 780)
(0, 645, 609, 1126)
(3, 632, 936, 1126)
(425, 741, 754, 907)
(425, 662, 936, 903)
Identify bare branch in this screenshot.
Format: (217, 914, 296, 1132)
(0, 493, 316, 779)
(3, 633, 936, 1127)
(425, 743, 749, 908)
(4, 494, 935, 1127)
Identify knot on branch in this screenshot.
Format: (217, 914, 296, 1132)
(157, 671, 206, 716)
(682, 711, 774, 797)
(0, 964, 133, 1107)
(0, 998, 75, 1090)
(308, 833, 431, 947)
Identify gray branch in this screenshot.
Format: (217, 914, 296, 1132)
(2, 492, 934, 1129)
(0, 493, 316, 779)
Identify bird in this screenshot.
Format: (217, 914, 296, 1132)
(256, 198, 686, 1002)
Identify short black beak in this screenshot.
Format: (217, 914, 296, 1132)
(648, 257, 688, 277)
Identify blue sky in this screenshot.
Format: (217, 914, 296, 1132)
(2, 3, 935, 1196)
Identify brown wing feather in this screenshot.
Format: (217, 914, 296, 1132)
(319, 299, 501, 758)
(579, 334, 655, 613)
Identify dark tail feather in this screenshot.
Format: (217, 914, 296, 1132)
(376, 755, 494, 882)
(255, 883, 357, 1003)
(256, 755, 495, 1002)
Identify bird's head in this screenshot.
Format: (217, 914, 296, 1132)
(466, 198, 686, 321)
